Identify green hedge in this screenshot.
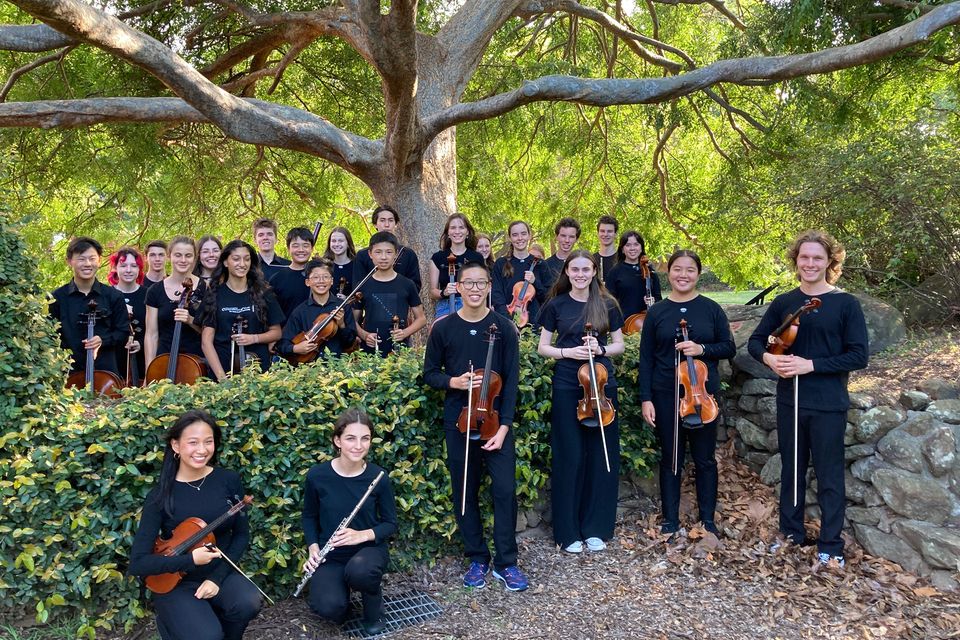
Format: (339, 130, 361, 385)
(0, 335, 656, 637)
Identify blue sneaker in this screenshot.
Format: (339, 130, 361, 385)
(462, 561, 489, 588)
(492, 565, 529, 592)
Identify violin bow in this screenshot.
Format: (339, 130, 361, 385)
(203, 543, 275, 606)
(462, 361, 474, 516)
(673, 325, 681, 476)
(585, 325, 611, 473)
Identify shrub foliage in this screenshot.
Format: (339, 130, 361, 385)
(1, 327, 656, 637)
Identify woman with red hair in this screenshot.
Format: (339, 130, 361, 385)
(108, 246, 146, 384)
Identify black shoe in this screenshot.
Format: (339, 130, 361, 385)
(361, 618, 387, 637)
(701, 520, 721, 537)
(660, 521, 680, 535)
(360, 591, 385, 636)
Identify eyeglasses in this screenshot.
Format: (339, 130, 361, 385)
(308, 275, 333, 283)
(459, 280, 490, 291)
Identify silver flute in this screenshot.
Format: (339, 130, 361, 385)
(293, 470, 385, 597)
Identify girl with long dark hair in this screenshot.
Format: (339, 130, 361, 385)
(605, 231, 662, 318)
(201, 240, 284, 380)
(300, 408, 397, 636)
(491, 221, 539, 322)
(429, 213, 484, 318)
(195, 235, 223, 283)
(536, 249, 625, 553)
(128, 410, 262, 639)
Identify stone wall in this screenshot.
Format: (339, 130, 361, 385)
(722, 295, 960, 590)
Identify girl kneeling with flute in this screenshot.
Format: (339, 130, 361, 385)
(298, 408, 397, 635)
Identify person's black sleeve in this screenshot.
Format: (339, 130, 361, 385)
(402, 250, 422, 292)
(105, 290, 131, 348)
(276, 305, 305, 357)
(353, 251, 371, 287)
(336, 309, 358, 351)
(372, 477, 398, 543)
(423, 321, 451, 391)
(652, 271, 663, 301)
(702, 303, 736, 360)
(406, 279, 422, 309)
(747, 298, 784, 363)
(301, 469, 321, 547)
(498, 317, 520, 427)
(264, 290, 285, 327)
(637, 310, 657, 402)
(128, 493, 196, 577)
(812, 298, 870, 374)
(491, 260, 509, 315)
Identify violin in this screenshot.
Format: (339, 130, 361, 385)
(145, 280, 206, 385)
(230, 315, 258, 375)
(445, 253, 457, 316)
(457, 324, 502, 441)
(576, 323, 614, 472)
(507, 257, 539, 328)
(767, 298, 822, 355)
(623, 256, 655, 336)
(125, 312, 142, 388)
(288, 269, 377, 364)
(66, 299, 124, 397)
(145, 495, 253, 594)
(338, 277, 348, 299)
(676, 319, 719, 428)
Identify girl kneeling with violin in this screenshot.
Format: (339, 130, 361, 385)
(537, 250, 625, 554)
(637, 250, 736, 536)
(299, 408, 397, 636)
(276, 259, 358, 362)
(423, 261, 527, 591)
(128, 410, 262, 640)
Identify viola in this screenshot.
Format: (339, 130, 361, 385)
(125, 311, 142, 388)
(145, 495, 253, 594)
(457, 324, 502, 441)
(575, 323, 614, 472)
(230, 315, 258, 374)
(66, 299, 123, 397)
(623, 256, 655, 335)
(507, 256, 539, 328)
(766, 298, 822, 355)
(445, 253, 457, 316)
(676, 319, 719, 428)
(145, 280, 206, 385)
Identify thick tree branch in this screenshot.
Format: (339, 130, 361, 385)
(421, 2, 960, 141)
(878, 0, 935, 14)
(649, 0, 746, 29)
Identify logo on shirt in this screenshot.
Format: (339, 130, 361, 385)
(469, 329, 477, 336)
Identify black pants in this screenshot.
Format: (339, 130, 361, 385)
(550, 387, 620, 547)
(651, 393, 718, 527)
(444, 427, 518, 569)
(153, 573, 262, 640)
(777, 403, 846, 555)
(307, 546, 388, 624)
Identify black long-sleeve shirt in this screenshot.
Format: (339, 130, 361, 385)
(49, 279, 130, 375)
(491, 255, 541, 321)
(128, 468, 249, 587)
(637, 295, 736, 402)
(423, 310, 521, 429)
(747, 287, 869, 412)
(605, 261, 663, 318)
(145, 279, 206, 357)
(353, 247, 422, 292)
(301, 462, 397, 563)
(276, 295, 357, 358)
(267, 266, 310, 322)
(594, 252, 617, 284)
(115, 285, 147, 382)
(534, 255, 565, 305)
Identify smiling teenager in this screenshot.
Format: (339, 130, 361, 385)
(108, 246, 146, 383)
(145, 237, 206, 371)
(352, 206, 422, 292)
(429, 213, 484, 319)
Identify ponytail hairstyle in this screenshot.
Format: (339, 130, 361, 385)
(205, 239, 270, 325)
(107, 246, 145, 286)
(614, 231, 646, 265)
(155, 410, 222, 517)
(323, 226, 357, 261)
(501, 220, 532, 279)
(547, 249, 619, 335)
(439, 213, 478, 251)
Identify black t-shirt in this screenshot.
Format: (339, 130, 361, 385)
(535, 255, 565, 304)
(605, 261, 663, 318)
(430, 249, 485, 293)
(423, 310, 521, 429)
(268, 266, 310, 322)
(637, 295, 736, 401)
(538, 293, 624, 389)
(491, 255, 540, 320)
(748, 288, 869, 412)
(353, 274, 421, 356)
(332, 261, 354, 297)
(128, 467, 249, 586)
(301, 462, 397, 563)
(202, 285, 285, 372)
(353, 247, 422, 292)
(594, 252, 617, 284)
(276, 295, 358, 359)
(115, 285, 147, 381)
(145, 279, 206, 357)
(258, 254, 291, 281)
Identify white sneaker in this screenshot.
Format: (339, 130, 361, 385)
(585, 537, 606, 552)
(817, 552, 845, 569)
(563, 540, 584, 553)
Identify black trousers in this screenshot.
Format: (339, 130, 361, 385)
(307, 546, 388, 624)
(651, 392, 718, 527)
(153, 573, 262, 640)
(444, 427, 518, 569)
(777, 403, 846, 555)
(550, 387, 620, 547)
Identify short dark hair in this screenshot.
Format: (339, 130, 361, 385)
(459, 261, 490, 279)
(145, 240, 167, 252)
(667, 249, 702, 274)
(286, 227, 314, 247)
(368, 231, 399, 251)
(304, 258, 334, 279)
(66, 236, 102, 258)
(555, 217, 582, 238)
(371, 205, 399, 226)
(597, 215, 619, 232)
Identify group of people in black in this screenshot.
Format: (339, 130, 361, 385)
(48, 211, 868, 639)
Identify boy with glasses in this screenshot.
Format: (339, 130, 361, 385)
(276, 259, 357, 360)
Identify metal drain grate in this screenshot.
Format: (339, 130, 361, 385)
(338, 589, 443, 639)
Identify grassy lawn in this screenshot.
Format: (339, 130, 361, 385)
(703, 290, 763, 305)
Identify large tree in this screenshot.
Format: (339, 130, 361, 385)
(1, 0, 959, 267)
